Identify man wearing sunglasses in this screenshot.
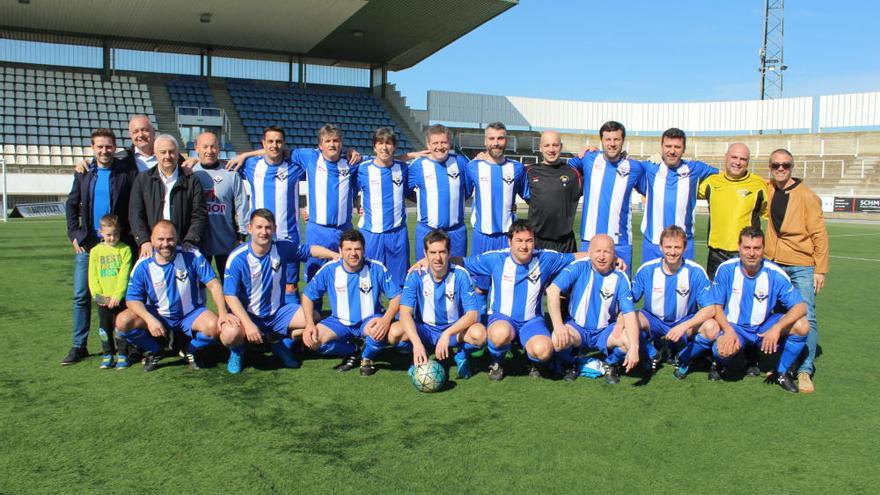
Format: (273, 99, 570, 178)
(763, 149, 829, 393)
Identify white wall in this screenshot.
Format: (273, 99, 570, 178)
(7, 173, 73, 195)
(819, 92, 880, 129)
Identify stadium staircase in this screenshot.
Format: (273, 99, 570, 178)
(208, 79, 252, 153)
(140, 74, 184, 149)
(381, 83, 425, 149)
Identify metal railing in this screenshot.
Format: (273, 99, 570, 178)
(174, 106, 231, 143)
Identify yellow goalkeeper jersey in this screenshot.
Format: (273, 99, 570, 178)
(698, 171, 768, 252)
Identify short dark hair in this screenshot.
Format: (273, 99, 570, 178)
(91, 128, 116, 144)
(250, 208, 276, 225)
(599, 121, 626, 140)
(659, 225, 687, 246)
(486, 121, 507, 133)
(739, 226, 765, 244)
(423, 229, 451, 252)
(507, 218, 535, 239)
(339, 228, 365, 248)
(372, 127, 398, 146)
(425, 124, 451, 141)
(661, 127, 686, 147)
(318, 124, 343, 142)
(262, 126, 285, 140)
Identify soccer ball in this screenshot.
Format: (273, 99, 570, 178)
(410, 360, 447, 393)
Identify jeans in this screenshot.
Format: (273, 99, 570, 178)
(72, 251, 91, 347)
(781, 265, 818, 374)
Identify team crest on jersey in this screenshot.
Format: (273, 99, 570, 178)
(676, 286, 690, 297)
(526, 267, 541, 284)
(600, 288, 615, 300)
(559, 175, 570, 187)
(175, 268, 188, 282)
(447, 169, 460, 179)
(271, 259, 281, 271)
(276, 170, 288, 181)
(392, 177, 403, 186)
(616, 167, 630, 178)
(502, 174, 514, 185)
(738, 189, 752, 198)
(339, 168, 350, 178)
(212, 175, 223, 184)
(445, 288, 456, 301)
(754, 289, 768, 302)
(359, 279, 372, 294)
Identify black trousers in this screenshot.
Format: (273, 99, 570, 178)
(535, 232, 577, 253)
(204, 254, 229, 280)
(707, 247, 738, 280)
(97, 303, 129, 355)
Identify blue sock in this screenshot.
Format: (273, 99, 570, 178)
(119, 328, 161, 355)
(362, 336, 385, 361)
(487, 341, 510, 365)
(318, 339, 356, 357)
(394, 340, 413, 353)
(462, 342, 481, 355)
(641, 332, 658, 360)
(187, 332, 216, 353)
(678, 333, 712, 366)
(606, 347, 626, 365)
(526, 351, 543, 363)
(229, 345, 245, 356)
(777, 334, 807, 373)
(555, 347, 575, 366)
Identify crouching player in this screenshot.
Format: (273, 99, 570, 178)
(546, 234, 640, 384)
(301, 229, 401, 376)
(116, 221, 232, 371)
(631, 226, 715, 374)
(675, 227, 808, 393)
(222, 209, 339, 373)
(388, 229, 486, 379)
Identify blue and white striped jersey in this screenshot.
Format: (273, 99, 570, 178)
(223, 240, 311, 318)
(304, 259, 401, 326)
(356, 158, 408, 233)
(707, 258, 803, 330)
(290, 148, 357, 227)
(400, 266, 480, 327)
(638, 160, 717, 244)
(467, 159, 529, 235)
(551, 258, 635, 331)
(568, 152, 644, 245)
(127, 248, 216, 319)
(407, 153, 470, 229)
(462, 249, 574, 322)
(632, 258, 712, 323)
(239, 156, 303, 241)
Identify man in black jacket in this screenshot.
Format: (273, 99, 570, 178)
(63, 128, 137, 365)
(129, 134, 207, 258)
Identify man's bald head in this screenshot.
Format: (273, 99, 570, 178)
(588, 234, 616, 273)
(196, 132, 220, 166)
(540, 130, 563, 164)
(724, 142, 751, 179)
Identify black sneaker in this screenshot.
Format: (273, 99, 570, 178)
(359, 358, 377, 376)
(604, 363, 620, 384)
(143, 353, 162, 372)
(488, 362, 505, 382)
(527, 362, 542, 379)
(562, 366, 578, 382)
(745, 365, 762, 377)
(708, 361, 723, 381)
(650, 357, 662, 374)
(773, 372, 799, 393)
(185, 352, 203, 371)
(60, 346, 89, 366)
(334, 354, 359, 372)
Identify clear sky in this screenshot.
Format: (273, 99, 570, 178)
(388, 0, 880, 110)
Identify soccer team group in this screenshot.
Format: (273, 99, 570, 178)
(64, 114, 829, 394)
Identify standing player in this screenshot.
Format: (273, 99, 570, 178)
(356, 127, 410, 287)
(115, 221, 233, 371)
(407, 124, 471, 259)
(568, 121, 644, 276)
(638, 128, 717, 263)
(191, 131, 248, 279)
(546, 235, 639, 384)
(388, 229, 486, 379)
(630, 226, 715, 373)
(674, 227, 809, 393)
(221, 209, 339, 374)
(301, 230, 401, 376)
(527, 130, 582, 253)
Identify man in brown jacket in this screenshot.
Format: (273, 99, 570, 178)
(765, 149, 829, 393)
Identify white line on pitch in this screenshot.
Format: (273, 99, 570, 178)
(828, 233, 880, 238)
(830, 255, 880, 262)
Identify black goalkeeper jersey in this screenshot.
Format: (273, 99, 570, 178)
(526, 161, 582, 240)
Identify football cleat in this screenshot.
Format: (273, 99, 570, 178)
(334, 354, 359, 372)
(185, 352, 203, 371)
(359, 358, 377, 376)
(604, 363, 620, 384)
(227, 349, 244, 374)
(673, 364, 689, 380)
(488, 362, 505, 382)
(745, 365, 762, 377)
(773, 372, 799, 394)
(454, 354, 472, 380)
(708, 362, 722, 381)
(527, 362, 542, 379)
(99, 354, 115, 369)
(142, 353, 162, 372)
(562, 366, 578, 382)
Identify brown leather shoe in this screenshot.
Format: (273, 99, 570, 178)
(798, 372, 815, 394)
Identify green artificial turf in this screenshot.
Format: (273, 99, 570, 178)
(1, 216, 878, 494)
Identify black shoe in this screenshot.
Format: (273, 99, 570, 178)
(772, 372, 799, 393)
(143, 353, 162, 372)
(563, 366, 578, 382)
(60, 346, 89, 365)
(527, 362, 542, 379)
(185, 352, 203, 371)
(604, 363, 620, 384)
(673, 364, 689, 380)
(708, 362, 723, 381)
(745, 365, 762, 377)
(488, 362, 505, 382)
(359, 358, 378, 376)
(649, 357, 661, 374)
(334, 354, 359, 372)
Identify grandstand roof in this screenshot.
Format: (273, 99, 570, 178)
(0, 0, 517, 71)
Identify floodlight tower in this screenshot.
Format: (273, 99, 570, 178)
(759, 0, 786, 100)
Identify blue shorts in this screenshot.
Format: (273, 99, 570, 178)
(148, 306, 207, 338)
(415, 322, 461, 348)
(305, 221, 349, 281)
(724, 312, 785, 348)
(321, 314, 380, 341)
(640, 310, 691, 338)
(579, 240, 632, 279)
(363, 225, 409, 287)
(566, 319, 615, 352)
(415, 222, 467, 259)
(641, 237, 696, 265)
(247, 303, 300, 339)
(280, 230, 301, 285)
(488, 313, 548, 347)
(472, 230, 508, 290)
